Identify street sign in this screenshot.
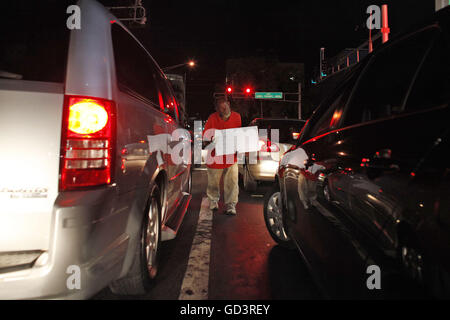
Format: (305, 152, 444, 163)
(254, 92, 283, 99)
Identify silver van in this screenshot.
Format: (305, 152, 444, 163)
(0, 0, 192, 299)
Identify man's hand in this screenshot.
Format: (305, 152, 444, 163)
(202, 136, 214, 149)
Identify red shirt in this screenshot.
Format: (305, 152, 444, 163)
(203, 111, 242, 169)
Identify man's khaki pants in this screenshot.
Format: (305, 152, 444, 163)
(206, 163, 239, 210)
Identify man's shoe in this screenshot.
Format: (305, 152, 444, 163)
(225, 208, 236, 215)
(209, 200, 219, 211)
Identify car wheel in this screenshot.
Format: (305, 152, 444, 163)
(109, 184, 162, 295)
(144, 187, 161, 280)
(400, 245, 424, 284)
(398, 243, 450, 298)
(243, 165, 257, 192)
(263, 186, 294, 249)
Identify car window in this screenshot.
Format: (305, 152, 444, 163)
(309, 93, 345, 138)
(404, 31, 450, 112)
(303, 71, 358, 140)
(344, 28, 437, 126)
(0, 1, 69, 83)
(156, 76, 180, 122)
(111, 24, 160, 110)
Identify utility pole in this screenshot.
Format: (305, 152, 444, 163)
(319, 47, 326, 79)
(368, 11, 373, 53)
(183, 72, 187, 113)
(381, 5, 390, 43)
(297, 83, 302, 119)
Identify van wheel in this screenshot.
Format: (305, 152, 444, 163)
(109, 185, 162, 295)
(243, 165, 257, 192)
(264, 186, 294, 249)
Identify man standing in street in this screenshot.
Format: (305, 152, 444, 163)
(203, 96, 241, 215)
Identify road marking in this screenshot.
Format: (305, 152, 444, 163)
(178, 196, 212, 300)
(250, 194, 264, 198)
(193, 167, 207, 171)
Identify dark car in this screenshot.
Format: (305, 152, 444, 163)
(239, 118, 306, 192)
(264, 8, 450, 299)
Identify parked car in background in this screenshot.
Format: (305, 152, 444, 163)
(264, 7, 450, 299)
(0, 0, 192, 299)
(239, 118, 306, 191)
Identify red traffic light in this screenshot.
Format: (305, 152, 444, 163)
(226, 86, 233, 94)
(244, 87, 252, 95)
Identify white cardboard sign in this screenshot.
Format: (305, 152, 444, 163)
(214, 126, 259, 156)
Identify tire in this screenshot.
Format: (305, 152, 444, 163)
(243, 164, 257, 192)
(109, 184, 162, 295)
(399, 245, 425, 285)
(263, 185, 294, 249)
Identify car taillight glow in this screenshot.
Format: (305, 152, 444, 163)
(60, 96, 115, 190)
(68, 100, 109, 134)
(258, 138, 279, 152)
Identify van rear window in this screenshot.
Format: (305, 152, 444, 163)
(0, 1, 70, 83)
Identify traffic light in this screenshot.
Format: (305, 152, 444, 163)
(244, 87, 252, 96)
(226, 85, 233, 95)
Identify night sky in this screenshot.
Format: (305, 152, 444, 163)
(2, 0, 437, 119)
(138, 0, 435, 118)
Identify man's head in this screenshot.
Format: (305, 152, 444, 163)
(215, 96, 231, 119)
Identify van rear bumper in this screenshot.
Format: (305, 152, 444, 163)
(0, 187, 129, 300)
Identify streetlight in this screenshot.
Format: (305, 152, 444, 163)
(162, 60, 197, 118)
(162, 60, 196, 72)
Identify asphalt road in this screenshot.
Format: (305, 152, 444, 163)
(94, 168, 321, 300)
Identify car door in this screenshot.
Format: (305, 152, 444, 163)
(156, 76, 187, 218)
(337, 26, 440, 261)
(372, 28, 450, 296)
(282, 68, 372, 299)
(398, 29, 450, 289)
(166, 84, 191, 196)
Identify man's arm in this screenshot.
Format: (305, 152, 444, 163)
(202, 114, 215, 148)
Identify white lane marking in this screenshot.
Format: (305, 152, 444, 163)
(193, 167, 208, 171)
(178, 196, 212, 300)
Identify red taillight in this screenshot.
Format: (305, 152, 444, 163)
(258, 138, 279, 152)
(60, 95, 115, 190)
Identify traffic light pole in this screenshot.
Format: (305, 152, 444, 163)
(298, 83, 302, 119)
(213, 91, 302, 119)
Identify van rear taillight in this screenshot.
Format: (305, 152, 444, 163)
(60, 96, 116, 190)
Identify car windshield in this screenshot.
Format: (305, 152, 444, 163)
(0, 1, 70, 83)
(254, 119, 306, 144)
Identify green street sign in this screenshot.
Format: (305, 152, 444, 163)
(254, 92, 283, 99)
